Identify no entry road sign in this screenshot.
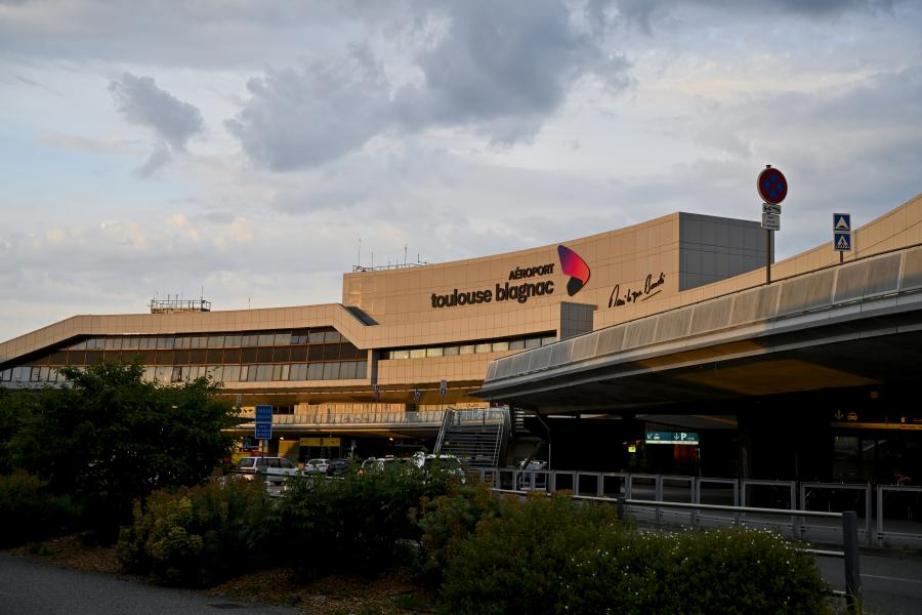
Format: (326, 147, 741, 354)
(758, 166, 788, 205)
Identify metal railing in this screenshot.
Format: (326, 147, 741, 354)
(471, 469, 922, 547)
(492, 487, 864, 613)
(267, 409, 446, 426)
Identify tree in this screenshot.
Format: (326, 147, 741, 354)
(5, 362, 239, 540)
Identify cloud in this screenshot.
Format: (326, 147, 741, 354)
(109, 72, 204, 174)
(227, 0, 628, 171)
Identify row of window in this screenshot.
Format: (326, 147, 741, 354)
(66, 329, 346, 351)
(385, 334, 556, 360)
(36, 344, 365, 367)
(0, 361, 368, 384)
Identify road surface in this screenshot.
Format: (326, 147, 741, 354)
(0, 553, 300, 615)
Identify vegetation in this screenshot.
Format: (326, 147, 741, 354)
(117, 478, 277, 586)
(0, 470, 79, 548)
(0, 362, 238, 542)
(437, 494, 830, 615)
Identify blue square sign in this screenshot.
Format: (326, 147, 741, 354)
(834, 232, 851, 252)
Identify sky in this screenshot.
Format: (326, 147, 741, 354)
(1, 0, 920, 342)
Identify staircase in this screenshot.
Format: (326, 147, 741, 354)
(434, 407, 511, 468)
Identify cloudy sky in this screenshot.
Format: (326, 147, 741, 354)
(1, 0, 920, 341)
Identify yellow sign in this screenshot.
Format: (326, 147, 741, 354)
(299, 437, 342, 447)
(627, 445, 637, 454)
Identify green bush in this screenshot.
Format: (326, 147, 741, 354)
(0, 470, 79, 547)
(279, 464, 460, 578)
(117, 478, 277, 586)
(438, 496, 830, 615)
(415, 482, 501, 585)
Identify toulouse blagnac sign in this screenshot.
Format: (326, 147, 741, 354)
(430, 245, 591, 309)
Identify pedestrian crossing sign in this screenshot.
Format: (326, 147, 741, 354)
(834, 232, 851, 251)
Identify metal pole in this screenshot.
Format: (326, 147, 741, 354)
(766, 228, 773, 284)
(843, 510, 863, 613)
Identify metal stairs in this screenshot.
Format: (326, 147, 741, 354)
(434, 407, 511, 468)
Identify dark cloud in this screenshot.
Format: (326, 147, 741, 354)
(228, 0, 628, 170)
(109, 73, 203, 175)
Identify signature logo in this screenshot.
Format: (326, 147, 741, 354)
(557, 245, 590, 296)
(608, 272, 666, 308)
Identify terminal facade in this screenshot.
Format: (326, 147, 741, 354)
(3, 197, 921, 484)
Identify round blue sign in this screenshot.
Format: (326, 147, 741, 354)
(758, 166, 787, 205)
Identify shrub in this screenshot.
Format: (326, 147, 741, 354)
(0, 470, 79, 548)
(279, 464, 460, 578)
(117, 478, 277, 586)
(415, 482, 501, 585)
(439, 496, 830, 615)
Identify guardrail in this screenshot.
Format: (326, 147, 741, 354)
(492, 487, 863, 613)
(469, 469, 922, 547)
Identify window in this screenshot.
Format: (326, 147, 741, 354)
(272, 364, 288, 381)
(389, 349, 409, 360)
(156, 337, 173, 350)
(409, 348, 426, 359)
(355, 361, 368, 379)
(30, 367, 41, 382)
(339, 361, 357, 379)
(460, 345, 475, 355)
(510, 339, 525, 350)
(541, 336, 556, 346)
(223, 365, 241, 382)
(123, 337, 140, 350)
(444, 346, 459, 356)
(426, 347, 444, 357)
(308, 331, 326, 344)
(274, 333, 290, 346)
(257, 333, 275, 347)
(289, 364, 308, 380)
(492, 341, 509, 352)
(525, 337, 541, 349)
(307, 363, 323, 380)
(475, 343, 492, 353)
(189, 336, 207, 349)
(239, 365, 249, 381)
(247, 366, 259, 382)
(140, 337, 155, 350)
(207, 336, 225, 349)
(322, 362, 340, 380)
(224, 335, 241, 348)
(171, 367, 183, 383)
(324, 330, 342, 343)
(255, 365, 272, 381)
(174, 336, 190, 350)
(241, 334, 258, 347)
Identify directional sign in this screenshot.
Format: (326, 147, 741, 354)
(834, 232, 852, 252)
(757, 166, 788, 205)
(833, 213, 851, 232)
(645, 431, 700, 445)
(254, 404, 273, 440)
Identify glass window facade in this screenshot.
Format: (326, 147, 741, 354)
(384, 332, 556, 360)
(3, 327, 368, 385)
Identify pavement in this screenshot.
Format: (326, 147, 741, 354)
(0, 553, 300, 615)
(816, 549, 922, 614)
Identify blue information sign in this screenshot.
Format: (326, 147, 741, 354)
(834, 232, 852, 252)
(254, 405, 273, 440)
(645, 431, 699, 445)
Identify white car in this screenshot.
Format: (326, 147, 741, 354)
(303, 458, 331, 474)
(235, 456, 300, 484)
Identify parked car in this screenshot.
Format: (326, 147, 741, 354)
(235, 456, 300, 484)
(418, 454, 466, 482)
(303, 458, 331, 475)
(326, 458, 351, 476)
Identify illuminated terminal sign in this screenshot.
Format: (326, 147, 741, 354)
(645, 431, 699, 445)
(431, 263, 556, 308)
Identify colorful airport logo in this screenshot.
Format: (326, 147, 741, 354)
(557, 245, 590, 296)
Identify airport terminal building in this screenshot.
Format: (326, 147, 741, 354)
(3, 195, 922, 483)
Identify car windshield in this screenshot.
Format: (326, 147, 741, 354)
(236, 458, 256, 468)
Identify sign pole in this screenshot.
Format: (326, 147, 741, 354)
(766, 228, 772, 284)
(757, 165, 787, 286)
